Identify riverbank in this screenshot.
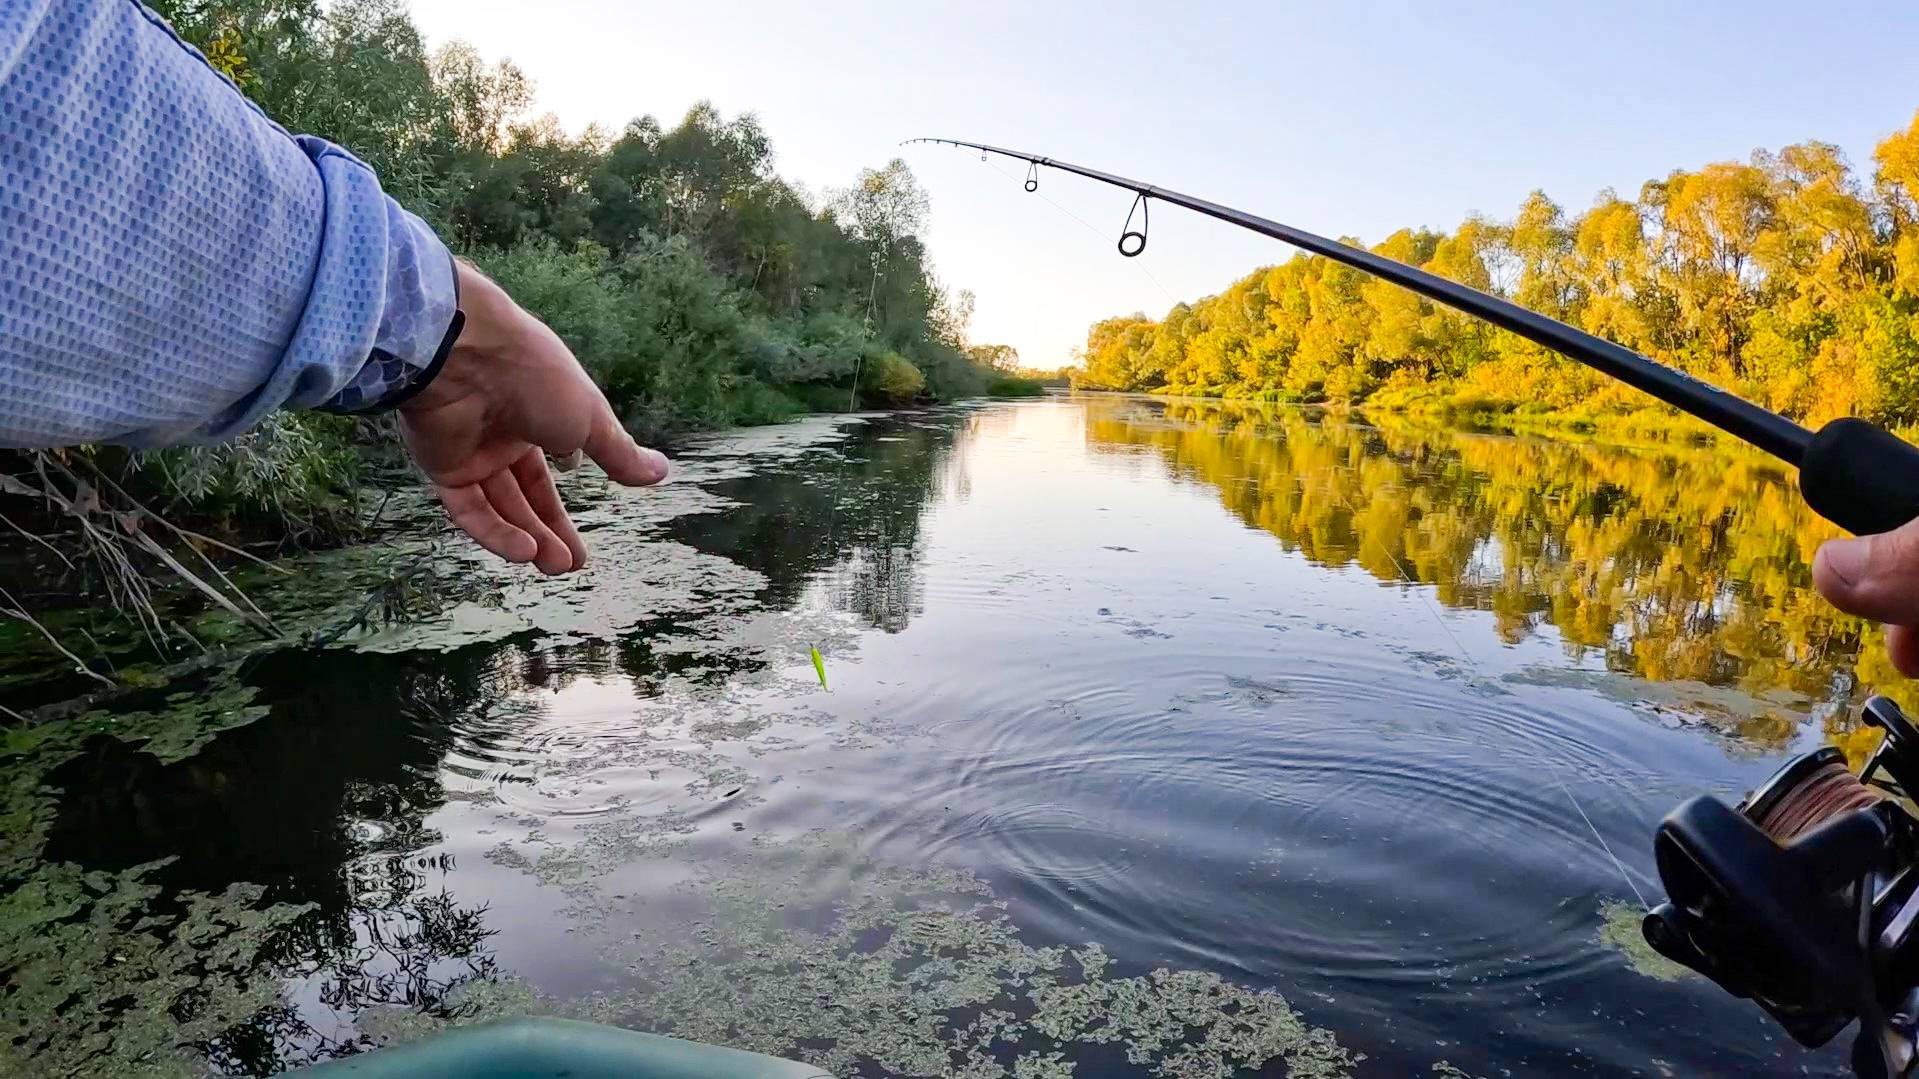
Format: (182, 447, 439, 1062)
(51, 0, 1038, 579)
(1099, 380, 1919, 459)
(1073, 385, 1757, 460)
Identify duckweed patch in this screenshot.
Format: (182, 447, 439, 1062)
(0, 667, 311, 1075)
(0, 862, 310, 1077)
(1598, 898, 1691, 982)
(441, 833, 1361, 1078)
(345, 538, 766, 655)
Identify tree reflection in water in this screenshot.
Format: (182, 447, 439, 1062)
(1081, 396, 1902, 754)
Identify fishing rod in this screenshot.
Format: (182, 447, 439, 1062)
(906, 137, 1919, 538)
(911, 137, 1919, 1077)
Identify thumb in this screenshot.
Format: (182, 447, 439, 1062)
(582, 402, 669, 488)
(1813, 515, 1919, 624)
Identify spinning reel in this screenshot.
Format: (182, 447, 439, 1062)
(1647, 697, 1919, 1077)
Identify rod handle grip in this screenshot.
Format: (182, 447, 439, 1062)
(1799, 417, 1919, 536)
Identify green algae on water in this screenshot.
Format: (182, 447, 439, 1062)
(345, 537, 765, 655)
(1599, 898, 1691, 982)
(0, 664, 310, 1077)
(0, 862, 312, 1078)
(413, 832, 1363, 1078)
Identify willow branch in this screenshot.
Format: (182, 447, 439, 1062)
(0, 586, 114, 688)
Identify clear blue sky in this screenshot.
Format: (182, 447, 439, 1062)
(406, 0, 1919, 367)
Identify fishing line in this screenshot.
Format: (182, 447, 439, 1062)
(974, 156, 1183, 306)
(1325, 471, 1655, 909)
(805, 289, 875, 690)
(1750, 755, 1889, 843)
(909, 135, 1919, 1075)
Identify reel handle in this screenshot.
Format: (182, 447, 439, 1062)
(1801, 419, 1919, 537)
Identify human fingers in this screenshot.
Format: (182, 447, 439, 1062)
(1888, 625, 1919, 679)
(580, 399, 668, 488)
(1812, 517, 1919, 624)
(512, 448, 588, 571)
(436, 482, 537, 564)
(480, 468, 575, 576)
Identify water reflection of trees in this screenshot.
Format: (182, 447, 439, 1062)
(15, 417, 965, 1074)
(38, 642, 556, 1073)
(1083, 398, 1881, 709)
(668, 414, 964, 633)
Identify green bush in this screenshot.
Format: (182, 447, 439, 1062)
(474, 240, 1009, 435)
(723, 379, 807, 427)
(911, 345, 987, 400)
(862, 352, 926, 405)
(473, 242, 632, 367)
(135, 413, 363, 539)
(782, 382, 862, 413)
(984, 375, 1045, 397)
(93, 7, 1009, 547)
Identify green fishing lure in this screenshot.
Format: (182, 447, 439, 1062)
(809, 646, 828, 689)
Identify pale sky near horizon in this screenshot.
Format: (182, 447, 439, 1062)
(405, 1, 1919, 368)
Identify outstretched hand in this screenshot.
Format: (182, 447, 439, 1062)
(1814, 518, 1919, 676)
(399, 261, 669, 574)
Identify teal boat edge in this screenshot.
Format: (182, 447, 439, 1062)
(291, 1017, 832, 1078)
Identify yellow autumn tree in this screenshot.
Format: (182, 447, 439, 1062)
(1078, 108, 1919, 433)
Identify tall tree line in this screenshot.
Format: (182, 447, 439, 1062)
(152, 0, 989, 438)
(1078, 111, 1919, 430)
(0, 0, 1000, 538)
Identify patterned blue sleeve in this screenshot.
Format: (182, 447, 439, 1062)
(0, 0, 460, 449)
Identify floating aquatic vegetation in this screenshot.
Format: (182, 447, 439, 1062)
(1503, 666, 1807, 754)
(54, 674, 268, 766)
(1598, 898, 1691, 982)
(670, 414, 874, 481)
(0, 661, 323, 1076)
(483, 804, 704, 900)
(1, 667, 272, 876)
(414, 832, 1361, 1078)
(346, 537, 766, 655)
(650, 606, 863, 683)
(0, 860, 311, 1077)
(0, 416, 923, 1075)
(0, 669, 268, 770)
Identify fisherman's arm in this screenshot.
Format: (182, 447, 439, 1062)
(0, 0, 455, 444)
(0, 0, 663, 570)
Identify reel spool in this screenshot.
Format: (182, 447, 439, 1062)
(1646, 697, 1919, 1076)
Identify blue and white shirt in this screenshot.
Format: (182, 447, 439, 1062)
(0, 0, 460, 448)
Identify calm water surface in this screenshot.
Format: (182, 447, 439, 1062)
(42, 395, 1884, 1076)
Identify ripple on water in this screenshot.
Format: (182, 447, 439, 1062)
(849, 638, 1663, 1018)
(913, 801, 1142, 890)
(465, 713, 751, 821)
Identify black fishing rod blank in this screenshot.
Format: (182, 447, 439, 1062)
(907, 137, 1919, 537)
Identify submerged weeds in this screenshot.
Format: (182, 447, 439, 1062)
(416, 833, 1362, 1078)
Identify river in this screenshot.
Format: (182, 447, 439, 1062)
(13, 394, 1882, 1076)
